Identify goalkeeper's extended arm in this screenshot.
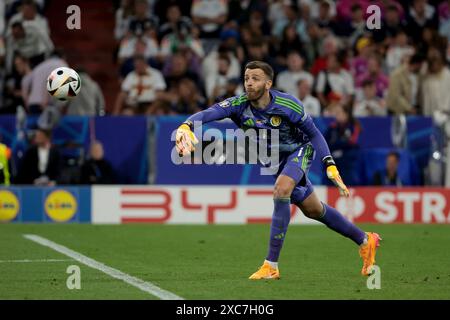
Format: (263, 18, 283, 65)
(175, 103, 231, 156)
(299, 115, 350, 197)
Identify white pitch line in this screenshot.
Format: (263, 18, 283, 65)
(23, 234, 183, 300)
(0, 259, 73, 263)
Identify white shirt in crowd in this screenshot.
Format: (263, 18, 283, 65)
(354, 99, 387, 116)
(386, 46, 414, 73)
(300, 95, 321, 117)
(118, 36, 159, 60)
(121, 66, 166, 106)
(191, 0, 228, 33)
(422, 67, 450, 125)
(276, 70, 314, 99)
(37, 146, 49, 174)
(316, 69, 355, 96)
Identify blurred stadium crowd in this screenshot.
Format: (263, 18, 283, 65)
(0, 0, 450, 186)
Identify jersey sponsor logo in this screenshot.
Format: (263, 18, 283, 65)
(270, 115, 282, 127)
(219, 100, 231, 108)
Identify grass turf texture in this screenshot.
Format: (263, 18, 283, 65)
(1, 224, 449, 299)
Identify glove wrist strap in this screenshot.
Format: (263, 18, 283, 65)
(183, 120, 194, 130)
(322, 155, 336, 168)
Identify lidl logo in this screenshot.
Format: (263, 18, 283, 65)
(270, 116, 282, 127)
(45, 190, 77, 222)
(0, 190, 20, 222)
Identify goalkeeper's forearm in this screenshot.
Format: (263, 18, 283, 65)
(183, 105, 229, 129)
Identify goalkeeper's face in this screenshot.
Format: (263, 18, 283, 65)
(244, 68, 272, 101)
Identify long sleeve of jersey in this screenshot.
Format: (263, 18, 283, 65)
(298, 114, 331, 162)
(184, 101, 234, 126)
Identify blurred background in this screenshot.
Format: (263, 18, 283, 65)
(0, 0, 449, 189)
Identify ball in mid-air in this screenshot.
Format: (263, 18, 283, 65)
(47, 67, 81, 101)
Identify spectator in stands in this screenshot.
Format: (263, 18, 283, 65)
(354, 79, 387, 116)
(247, 10, 271, 39)
(334, 3, 366, 45)
(372, 3, 405, 43)
(191, 0, 228, 38)
(5, 21, 54, 72)
(118, 34, 160, 78)
(302, 21, 323, 68)
(316, 52, 354, 108)
(158, 3, 192, 40)
(172, 78, 207, 114)
(421, 47, 450, 126)
(297, 78, 321, 117)
(0, 1, 5, 35)
(119, 26, 159, 61)
(314, 0, 339, 35)
(2, 54, 30, 114)
(439, 14, 450, 42)
(80, 141, 115, 185)
(147, 99, 174, 115)
(267, 0, 285, 28)
(385, 30, 415, 73)
(310, 35, 339, 76)
(21, 49, 67, 114)
(204, 53, 234, 104)
(215, 77, 243, 102)
(114, 0, 135, 41)
(350, 37, 374, 81)
(127, 0, 159, 39)
(373, 151, 404, 186)
(276, 24, 306, 66)
(242, 39, 274, 75)
(438, 0, 450, 23)
(276, 51, 313, 99)
(16, 127, 61, 186)
(356, 54, 389, 98)
(66, 68, 105, 116)
(7, 0, 50, 36)
(154, 0, 192, 25)
(228, 0, 266, 24)
(218, 27, 245, 63)
(202, 34, 242, 85)
(162, 51, 202, 91)
(406, 0, 439, 39)
(272, 2, 307, 41)
(325, 104, 361, 186)
(160, 20, 204, 59)
(386, 53, 425, 115)
(114, 54, 166, 115)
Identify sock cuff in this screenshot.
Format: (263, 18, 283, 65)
(274, 197, 291, 203)
(319, 202, 327, 219)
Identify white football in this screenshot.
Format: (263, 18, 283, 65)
(47, 67, 81, 101)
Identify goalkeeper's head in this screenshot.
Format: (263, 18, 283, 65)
(244, 60, 274, 102)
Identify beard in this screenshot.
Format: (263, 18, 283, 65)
(246, 86, 265, 101)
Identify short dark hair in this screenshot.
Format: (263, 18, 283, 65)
(387, 151, 400, 161)
(409, 53, 426, 65)
(245, 61, 274, 81)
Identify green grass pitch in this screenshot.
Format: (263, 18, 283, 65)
(1, 224, 450, 299)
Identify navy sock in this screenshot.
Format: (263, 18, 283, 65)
(266, 198, 291, 262)
(317, 203, 366, 245)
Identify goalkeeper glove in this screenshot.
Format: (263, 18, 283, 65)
(323, 156, 350, 197)
(175, 123, 198, 156)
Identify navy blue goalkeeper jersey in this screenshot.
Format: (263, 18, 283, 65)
(185, 89, 331, 161)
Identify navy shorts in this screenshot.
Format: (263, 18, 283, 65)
(276, 144, 315, 205)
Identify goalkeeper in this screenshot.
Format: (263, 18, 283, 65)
(175, 61, 381, 279)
